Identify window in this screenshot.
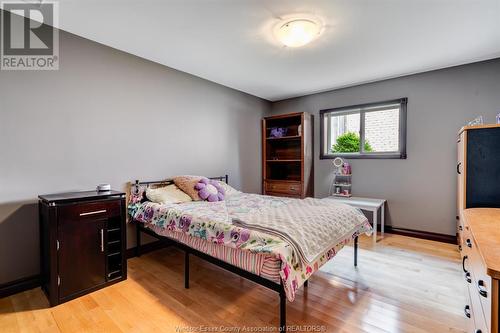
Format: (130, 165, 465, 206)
(320, 98, 407, 159)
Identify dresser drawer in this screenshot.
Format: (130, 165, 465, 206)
(58, 200, 122, 221)
(467, 281, 490, 333)
(467, 235, 493, 332)
(465, 290, 479, 333)
(458, 214, 465, 251)
(460, 208, 500, 333)
(460, 224, 472, 262)
(265, 181, 302, 196)
(462, 222, 493, 333)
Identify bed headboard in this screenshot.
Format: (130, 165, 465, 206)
(134, 175, 228, 187)
(130, 175, 229, 203)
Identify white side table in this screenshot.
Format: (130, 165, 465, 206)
(327, 196, 386, 243)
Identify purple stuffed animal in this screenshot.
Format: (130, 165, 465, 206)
(195, 177, 225, 202)
(269, 127, 288, 138)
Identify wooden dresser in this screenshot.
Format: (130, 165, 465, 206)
(457, 124, 500, 333)
(461, 209, 500, 333)
(262, 112, 313, 198)
(39, 190, 127, 306)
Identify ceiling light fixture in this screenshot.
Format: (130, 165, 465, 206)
(274, 18, 323, 48)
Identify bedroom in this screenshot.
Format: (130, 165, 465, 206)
(1, 1, 499, 332)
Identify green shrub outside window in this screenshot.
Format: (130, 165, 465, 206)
(331, 132, 373, 153)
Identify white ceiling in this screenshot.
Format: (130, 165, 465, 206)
(40, 1, 500, 100)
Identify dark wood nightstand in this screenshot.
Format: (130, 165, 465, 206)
(39, 190, 127, 306)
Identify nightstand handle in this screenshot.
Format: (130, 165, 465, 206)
(80, 209, 107, 216)
(100, 229, 104, 252)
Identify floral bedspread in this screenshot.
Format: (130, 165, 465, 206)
(128, 192, 372, 301)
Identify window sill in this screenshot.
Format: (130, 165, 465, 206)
(320, 153, 407, 160)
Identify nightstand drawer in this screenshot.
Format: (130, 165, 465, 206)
(58, 200, 121, 221)
(265, 181, 302, 195)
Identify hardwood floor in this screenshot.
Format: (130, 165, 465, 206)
(0, 234, 466, 333)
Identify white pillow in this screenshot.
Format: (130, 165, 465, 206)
(218, 181, 241, 197)
(146, 184, 192, 204)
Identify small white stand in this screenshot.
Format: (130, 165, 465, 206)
(327, 196, 386, 244)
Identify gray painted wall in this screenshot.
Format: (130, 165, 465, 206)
(0, 31, 270, 284)
(1, 25, 499, 285)
(271, 58, 500, 236)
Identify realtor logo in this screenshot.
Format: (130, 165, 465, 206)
(1, 1, 59, 70)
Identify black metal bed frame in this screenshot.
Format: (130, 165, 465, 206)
(131, 175, 359, 331)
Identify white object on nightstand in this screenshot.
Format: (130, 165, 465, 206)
(97, 183, 111, 192)
(327, 196, 386, 243)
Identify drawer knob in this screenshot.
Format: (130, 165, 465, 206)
(464, 305, 471, 318)
(458, 225, 463, 231)
(477, 280, 487, 298)
(464, 272, 471, 283)
(466, 239, 472, 248)
(458, 245, 462, 251)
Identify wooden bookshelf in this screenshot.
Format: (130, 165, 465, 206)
(262, 112, 314, 198)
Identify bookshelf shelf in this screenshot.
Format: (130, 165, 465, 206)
(266, 135, 301, 141)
